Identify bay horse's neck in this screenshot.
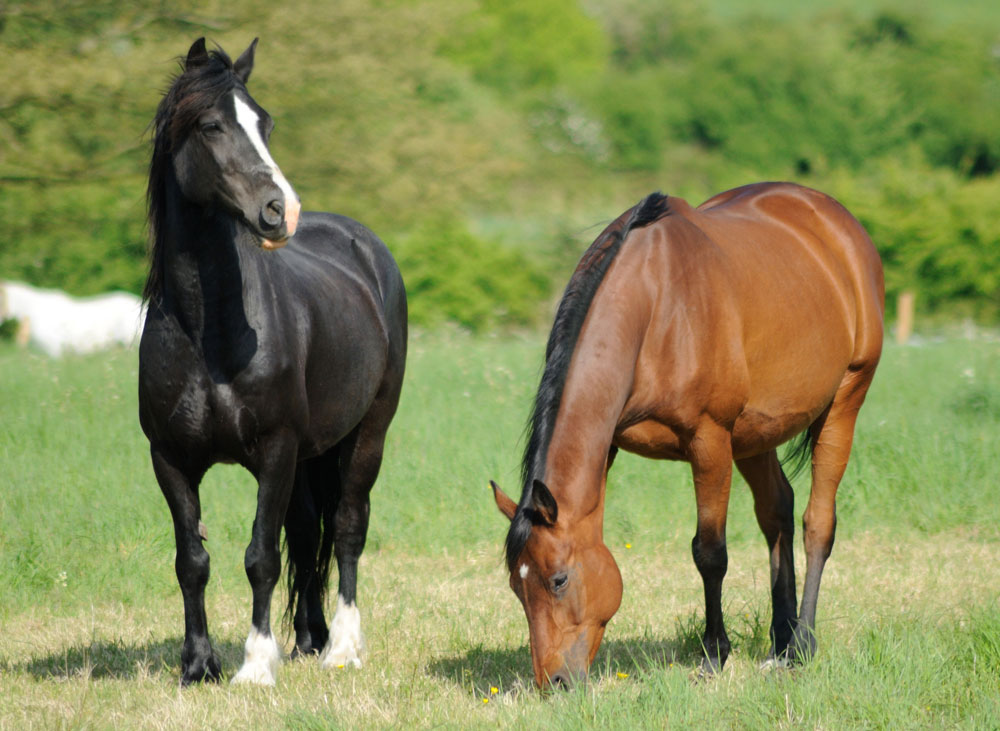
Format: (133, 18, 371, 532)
(542, 313, 641, 527)
(159, 174, 261, 375)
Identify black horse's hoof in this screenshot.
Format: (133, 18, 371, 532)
(180, 655, 222, 686)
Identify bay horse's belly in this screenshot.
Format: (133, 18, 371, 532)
(614, 419, 687, 460)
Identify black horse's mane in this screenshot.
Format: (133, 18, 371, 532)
(144, 45, 240, 305)
(505, 192, 672, 572)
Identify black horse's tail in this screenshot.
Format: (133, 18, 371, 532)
(780, 425, 818, 481)
(283, 456, 338, 646)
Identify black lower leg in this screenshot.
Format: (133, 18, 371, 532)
(692, 533, 730, 673)
(285, 476, 330, 656)
(334, 497, 369, 605)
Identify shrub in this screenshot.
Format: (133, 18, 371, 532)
(393, 220, 552, 332)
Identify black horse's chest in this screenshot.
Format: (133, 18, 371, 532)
(139, 322, 290, 464)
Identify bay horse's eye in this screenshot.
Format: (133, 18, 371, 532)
(551, 572, 569, 594)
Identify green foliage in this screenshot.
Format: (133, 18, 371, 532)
(824, 159, 1000, 321)
(440, 0, 608, 91)
(394, 220, 551, 332)
(1, 0, 999, 325)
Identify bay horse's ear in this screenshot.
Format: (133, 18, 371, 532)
(186, 38, 208, 69)
(531, 479, 558, 526)
(491, 480, 517, 521)
(234, 38, 259, 84)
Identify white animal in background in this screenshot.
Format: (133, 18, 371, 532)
(0, 280, 145, 357)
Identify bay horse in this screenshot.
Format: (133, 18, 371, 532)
(492, 184, 883, 689)
(139, 38, 406, 686)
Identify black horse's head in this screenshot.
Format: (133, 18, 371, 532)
(150, 38, 301, 253)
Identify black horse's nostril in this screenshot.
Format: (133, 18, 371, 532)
(261, 199, 284, 230)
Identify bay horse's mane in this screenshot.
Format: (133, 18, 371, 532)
(144, 44, 240, 306)
(506, 192, 672, 571)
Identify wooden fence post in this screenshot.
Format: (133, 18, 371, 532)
(896, 291, 914, 345)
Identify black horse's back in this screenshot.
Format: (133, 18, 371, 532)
(289, 211, 407, 321)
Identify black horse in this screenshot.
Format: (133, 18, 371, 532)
(139, 38, 407, 686)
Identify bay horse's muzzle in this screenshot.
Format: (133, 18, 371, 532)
(540, 630, 592, 691)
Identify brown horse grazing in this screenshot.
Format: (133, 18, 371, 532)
(491, 183, 884, 689)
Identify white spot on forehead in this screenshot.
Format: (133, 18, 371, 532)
(519, 564, 529, 579)
(232, 93, 297, 203)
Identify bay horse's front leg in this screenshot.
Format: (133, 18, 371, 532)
(688, 423, 734, 675)
(232, 430, 299, 686)
(150, 446, 218, 685)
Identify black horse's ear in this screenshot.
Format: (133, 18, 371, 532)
(531, 479, 558, 526)
(186, 37, 208, 69)
(234, 38, 258, 84)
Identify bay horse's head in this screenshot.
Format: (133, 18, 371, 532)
(151, 38, 300, 251)
(492, 479, 622, 690)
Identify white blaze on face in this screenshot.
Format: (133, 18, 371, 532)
(520, 564, 529, 580)
(232, 93, 301, 242)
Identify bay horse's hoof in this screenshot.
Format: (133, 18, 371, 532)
(759, 654, 792, 672)
(695, 655, 725, 679)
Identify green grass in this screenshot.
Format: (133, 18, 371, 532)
(1, 331, 999, 728)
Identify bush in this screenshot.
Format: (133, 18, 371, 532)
(393, 220, 552, 332)
(825, 158, 1000, 322)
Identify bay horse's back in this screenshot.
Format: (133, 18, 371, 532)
(697, 182, 884, 357)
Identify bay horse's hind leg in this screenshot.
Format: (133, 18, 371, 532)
(149, 447, 219, 685)
(284, 448, 340, 658)
(319, 406, 395, 670)
(793, 364, 878, 662)
(735, 450, 798, 665)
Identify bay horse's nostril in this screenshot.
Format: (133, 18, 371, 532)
(261, 199, 284, 230)
(549, 673, 571, 691)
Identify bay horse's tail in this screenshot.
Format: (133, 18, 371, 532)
(780, 425, 818, 480)
(282, 452, 339, 648)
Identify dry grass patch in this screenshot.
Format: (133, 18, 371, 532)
(2, 530, 997, 728)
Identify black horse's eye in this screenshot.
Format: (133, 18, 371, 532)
(551, 572, 569, 594)
(200, 121, 223, 136)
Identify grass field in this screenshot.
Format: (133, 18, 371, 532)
(1, 330, 998, 728)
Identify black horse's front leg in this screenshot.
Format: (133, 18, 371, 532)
(232, 430, 299, 685)
(151, 445, 219, 685)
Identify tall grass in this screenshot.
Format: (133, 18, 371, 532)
(0, 331, 998, 727)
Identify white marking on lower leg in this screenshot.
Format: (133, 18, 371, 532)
(231, 627, 281, 686)
(320, 595, 364, 669)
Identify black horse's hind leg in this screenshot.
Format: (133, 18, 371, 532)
(318, 410, 393, 669)
(736, 450, 798, 665)
(688, 423, 734, 675)
(285, 449, 340, 658)
(150, 446, 219, 685)
(232, 430, 299, 685)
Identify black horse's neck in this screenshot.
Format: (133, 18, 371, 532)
(159, 172, 260, 380)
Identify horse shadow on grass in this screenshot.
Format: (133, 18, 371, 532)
(427, 626, 707, 695)
(10, 637, 244, 683)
